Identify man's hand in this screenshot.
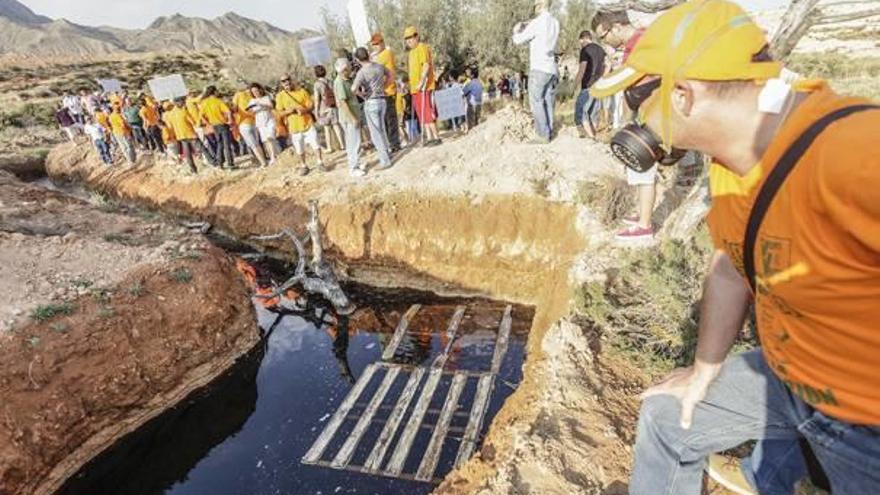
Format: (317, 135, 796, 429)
(641, 361, 723, 430)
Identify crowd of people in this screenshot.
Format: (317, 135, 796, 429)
(53, 26, 492, 178)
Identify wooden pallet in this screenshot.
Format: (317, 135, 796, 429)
(302, 305, 513, 483)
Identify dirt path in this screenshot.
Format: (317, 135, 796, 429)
(0, 172, 258, 495)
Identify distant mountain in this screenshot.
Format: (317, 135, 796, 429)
(0, 0, 305, 58)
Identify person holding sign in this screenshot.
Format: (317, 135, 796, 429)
(233, 81, 267, 168)
(276, 75, 326, 175)
(404, 26, 441, 146)
(371, 33, 402, 153)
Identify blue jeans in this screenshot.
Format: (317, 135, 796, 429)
(93, 138, 112, 164)
(631, 349, 880, 495)
(405, 118, 420, 143)
(528, 69, 557, 140)
(574, 88, 600, 130)
(363, 98, 391, 168)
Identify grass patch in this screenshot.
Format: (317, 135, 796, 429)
(787, 53, 880, 100)
(90, 288, 112, 304)
(88, 192, 121, 213)
(168, 268, 193, 283)
(576, 176, 634, 226)
(30, 302, 76, 322)
(71, 278, 93, 289)
(529, 176, 551, 197)
(97, 306, 115, 319)
(574, 229, 739, 377)
(50, 322, 70, 333)
(102, 232, 134, 244)
(128, 281, 146, 297)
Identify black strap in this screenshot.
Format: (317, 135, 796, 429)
(743, 104, 879, 293)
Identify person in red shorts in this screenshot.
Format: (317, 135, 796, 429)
(404, 26, 441, 146)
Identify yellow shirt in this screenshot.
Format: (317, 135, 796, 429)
(94, 110, 110, 131)
(160, 114, 176, 144)
(408, 42, 435, 93)
(143, 95, 157, 109)
(164, 107, 197, 141)
(185, 96, 202, 125)
(139, 105, 160, 127)
(108, 112, 129, 136)
(233, 90, 256, 126)
(275, 88, 314, 134)
(376, 48, 397, 96)
(199, 96, 231, 126)
(274, 110, 288, 137)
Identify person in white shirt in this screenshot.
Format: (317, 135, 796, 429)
(246, 83, 282, 166)
(62, 91, 85, 125)
(83, 116, 113, 165)
(512, 0, 560, 144)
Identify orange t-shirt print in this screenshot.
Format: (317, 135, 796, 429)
(707, 80, 880, 425)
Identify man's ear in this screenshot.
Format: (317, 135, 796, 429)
(672, 81, 694, 117)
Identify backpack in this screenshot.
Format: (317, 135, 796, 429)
(318, 79, 336, 109)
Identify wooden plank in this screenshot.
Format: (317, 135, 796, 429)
(432, 305, 466, 368)
(454, 373, 494, 468)
(302, 363, 378, 464)
(382, 304, 421, 361)
(363, 367, 424, 472)
(489, 305, 513, 374)
(415, 372, 467, 481)
(331, 367, 401, 469)
(385, 367, 443, 476)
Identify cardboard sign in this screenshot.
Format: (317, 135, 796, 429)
(434, 87, 467, 121)
(348, 0, 371, 48)
(97, 78, 122, 93)
(147, 74, 188, 101)
(299, 36, 333, 67)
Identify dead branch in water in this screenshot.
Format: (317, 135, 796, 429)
(250, 201, 354, 315)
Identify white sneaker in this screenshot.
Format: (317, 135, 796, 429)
(349, 168, 366, 177)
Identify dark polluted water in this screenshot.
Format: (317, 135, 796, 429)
(56, 274, 533, 495)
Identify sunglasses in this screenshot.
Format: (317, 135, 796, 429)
(624, 78, 661, 112)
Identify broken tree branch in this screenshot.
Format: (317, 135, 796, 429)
(250, 203, 354, 315)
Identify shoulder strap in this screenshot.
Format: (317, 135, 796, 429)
(743, 104, 879, 293)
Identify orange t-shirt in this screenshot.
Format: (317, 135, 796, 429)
(707, 80, 880, 424)
(139, 105, 160, 127)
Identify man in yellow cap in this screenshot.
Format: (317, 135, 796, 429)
(590, 1, 880, 494)
(371, 32, 402, 153)
(404, 26, 441, 146)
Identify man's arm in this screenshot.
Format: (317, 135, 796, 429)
(512, 18, 536, 45)
(642, 250, 751, 428)
(575, 61, 587, 89)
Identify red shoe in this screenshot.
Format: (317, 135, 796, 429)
(615, 225, 654, 241)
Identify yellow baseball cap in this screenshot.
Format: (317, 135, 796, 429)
(591, 0, 781, 147)
(403, 26, 418, 39)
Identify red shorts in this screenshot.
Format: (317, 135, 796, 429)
(412, 90, 436, 125)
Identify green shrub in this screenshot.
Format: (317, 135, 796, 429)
(30, 302, 77, 322)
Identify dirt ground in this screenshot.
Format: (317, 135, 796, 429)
(0, 170, 209, 331)
(0, 171, 259, 495)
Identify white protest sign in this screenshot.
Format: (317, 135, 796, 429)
(97, 78, 122, 93)
(348, 0, 371, 47)
(434, 87, 467, 121)
(299, 36, 332, 67)
(147, 74, 188, 101)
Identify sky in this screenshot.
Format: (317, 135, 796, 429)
(18, 0, 349, 31)
(19, 0, 788, 32)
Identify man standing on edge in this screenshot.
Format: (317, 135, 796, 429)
(512, 0, 559, 144)
(352, 47, 393, 171)
(276, 75, 326, 175)
(334, 58, 366, 177)
(404, 26, 441, 146)
(371, 33, 402, 153)
(199, 86, 235, 169)
(574, 30, 606, 139)
(591, 1, 880, 494)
